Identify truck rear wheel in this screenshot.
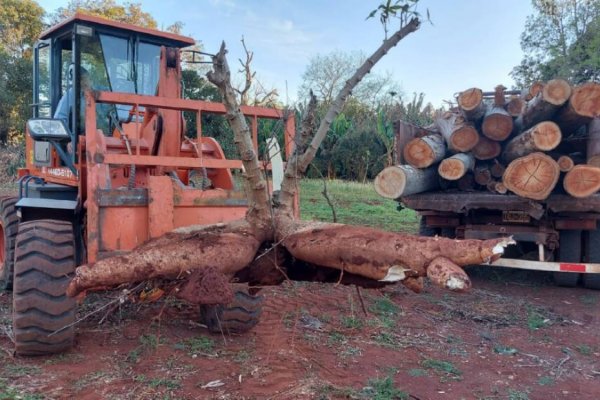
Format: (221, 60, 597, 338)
(583, 229, 600, 290)
(200, 286, 263, 334)
(0, 197, 18, 290)
(554, 230, 581, 287)
(13, 220, 76, 355)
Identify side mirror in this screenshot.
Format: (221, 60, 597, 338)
(27, 118, 71, 143)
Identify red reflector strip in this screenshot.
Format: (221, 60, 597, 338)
(560, 263, 586, 272)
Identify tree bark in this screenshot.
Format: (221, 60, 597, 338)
(563, 164, 600, 198)
(502, 121, 562, 163)
(556, 83, 600, 135)
(403, 134, 446, 168)
(482, 106, 513, 141)
(438, 153, 474, 181)
(490, 160, 505, 178)
(374, 165, 438, 199)
(472, 136, 502, 160)
(516, 79, 572, 130)
(502, 152, 560, 200)
(436, 112, 479, 152)
(457, 87, 487, 122)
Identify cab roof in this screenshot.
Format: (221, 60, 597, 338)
(40, 12, 196, 48)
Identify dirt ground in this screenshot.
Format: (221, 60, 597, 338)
(0, 268, 599, 400)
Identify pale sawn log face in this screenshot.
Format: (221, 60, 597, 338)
(502, 152, 560, 200)
(563, 164, 600, 198)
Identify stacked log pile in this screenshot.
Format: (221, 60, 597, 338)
(375, 80, 600, 201)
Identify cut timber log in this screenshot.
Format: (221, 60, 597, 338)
(556, 83, 600, 134)
(557, 155, 575, 172)
(436, 113, 479, 152)
(438, 153, 475, 181)
(506, 96, 526, 117)
(502, 121, 562, 162)
(403, 134, 446, 168)
(394, 120, 433, 164)
(563, 164, 600, 198)
(587, 118, 600, 167)
(502, 152, 560, 200)
(474, 164, 492, 186)
(457, 88, 487, 122)
(490, 160, 506, 178)
(495, 182, 508, 194)
(517, 79, 572, 130)
(374, 165, 438, 199)
(472, 136, 502, 160)
(482, 106, 513, 141)
(527, 81, 545, 101)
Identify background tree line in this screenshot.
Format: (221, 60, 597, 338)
(0, 0, 598, 182)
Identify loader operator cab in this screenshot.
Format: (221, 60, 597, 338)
(30, 13, 194, 168)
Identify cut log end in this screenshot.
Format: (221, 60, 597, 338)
(563, 165, 600, 198)
(458, 88, 483, 111)
(403, 134, 445, 168)
(472, 137, 502, 160)
(531, 121, 562, 150)
(502, 152, 560, 200)
(543, 78, 573, 106)
(374, 165, 438, 199)
(557, 155, 575, 172)
(439, 159, 466, 180)
(451, 126, 479, 152)
(482, 112, 513, 141)
(588, 155, 600, 168)
(506, 97, 525, 117)
(570, 83, 600, 118)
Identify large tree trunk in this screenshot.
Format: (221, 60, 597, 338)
(374, 165, 439, 199)
(563, 164, 600, 198)
(67, 22, 515, 300)
(403, 134, 446, 168)
(502, 121, 562, 162)
(516, 79, 572, 131)
(457, 87, 487, 122)
(438, 153, 474, 180)
(556, 83, 600, 135)
(502, 152, 560, 200)
(436, 112, 480, 152)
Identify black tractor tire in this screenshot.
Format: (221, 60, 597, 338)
(583, 229, 600, 290)
(200, 287, 264, 334)
(554, 230, 582, 287)
(13, 220, 76, 356)
(0, 197, 18, 290)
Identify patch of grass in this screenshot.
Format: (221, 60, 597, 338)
(538, 376, 554, 386)
(407, 368, 428, 377)
(313, 383, 358, 399)
(340, 346, 362, 358)
(576, 344, 593, 356)
(233, 349, 252, 363)
(299, 179, 418, 233)
(4, 365, 42, 378)
(174, 336, 215, 356)
(507, 388, 530, 400)
(0, 379, 43, 400)
(327, 331, 347, 346)
(370, 295, 400, 317)
(421, 358, 462, 379)
(373, 331, 397, 348)
(341, 316, 363, 329)
(74, 371, 112, 390)
(493, 345, 518, 355)
(526, 308, 548, 331)
(359, 376, 409, 400)
(44, 353, 84, 365)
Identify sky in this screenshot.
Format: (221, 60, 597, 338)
(37, 0, 534, 108)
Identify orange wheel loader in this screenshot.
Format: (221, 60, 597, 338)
(0, 14, 294, 355)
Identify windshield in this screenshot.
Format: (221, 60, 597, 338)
(99, 34, 161, 96)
